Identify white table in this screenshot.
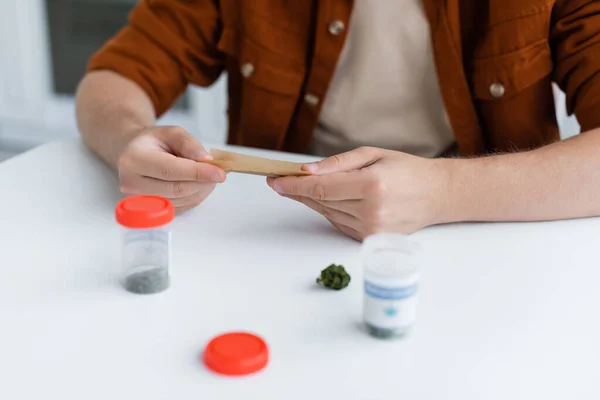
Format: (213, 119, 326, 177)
(1, 139, 599, 400)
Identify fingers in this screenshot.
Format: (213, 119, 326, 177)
(283, 194, 360, 230)
(120, 179, 213, 214)
(315, 199, 362, 215)
(269, 172, 364, 201)
(330, 221, 362, 242)
(156, 127, 212, 161)
(124, 150, 226, 183)
(302, 146, 381, 174)
(116, 127, 223, 213)
(119, 173, 216, 213)
(170, 190, 213, 213)
(282, 191, 362, 215)
(119, 175, 211, 199)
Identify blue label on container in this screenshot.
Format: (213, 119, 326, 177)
(383, 306, 399, 317)
(364, 281, 418, 300)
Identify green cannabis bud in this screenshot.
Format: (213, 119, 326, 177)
(316, 264, 351, 290)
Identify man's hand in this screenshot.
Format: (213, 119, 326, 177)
(117, 126, 226, 214)
(267, 147, 450, 241)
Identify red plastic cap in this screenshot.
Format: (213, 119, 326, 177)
(203, 332, 269, 376)
(115, 196, 174, 229)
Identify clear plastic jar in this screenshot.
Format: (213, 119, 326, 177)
(362, 233, 421, 339)
(115, 196, 174, 295)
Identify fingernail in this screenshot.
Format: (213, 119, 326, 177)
(273, 182, 283, 193)
(195, 150, 213, 161)
(212, 172, 224, 183)
(304, 163, 318, 173)
(266, 177, 274, 187)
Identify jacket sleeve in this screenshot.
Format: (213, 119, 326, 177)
(550, 0, 600, 132)
(86, 0, 224, 117)
(551, 0, 600, 132)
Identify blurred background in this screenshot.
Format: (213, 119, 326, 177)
(0, 0, 227, 162)
(0, 0, 581, 163)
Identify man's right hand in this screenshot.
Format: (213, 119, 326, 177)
(117, 126, 225, 214)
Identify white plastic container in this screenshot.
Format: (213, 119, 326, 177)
(115, 195, 174, 294)
(362, 233, 420, 339)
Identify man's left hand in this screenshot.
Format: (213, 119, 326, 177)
(267, 146, 452, 241)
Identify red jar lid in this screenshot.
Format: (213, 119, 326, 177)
(203, 332, 269, 376)
(115, 196, 174, 229)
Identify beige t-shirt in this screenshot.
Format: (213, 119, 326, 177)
(309, 0, 456, 158)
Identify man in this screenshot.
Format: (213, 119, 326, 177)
(76, 0, 600, 241)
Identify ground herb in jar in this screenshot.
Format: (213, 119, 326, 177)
(124, 268, 169, 294)
(365, 324, 407, 339)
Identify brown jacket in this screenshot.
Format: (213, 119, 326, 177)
(87, 0, 600, 156)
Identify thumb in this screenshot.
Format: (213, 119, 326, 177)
(302, 147, 381, 175)
(158, 126, 212, 161)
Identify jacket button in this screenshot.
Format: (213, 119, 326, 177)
(240, 62, 255, 78)
(304, 93, 320, 106)
(328, 20, 345, 36)
(489, 82, 505, 98)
